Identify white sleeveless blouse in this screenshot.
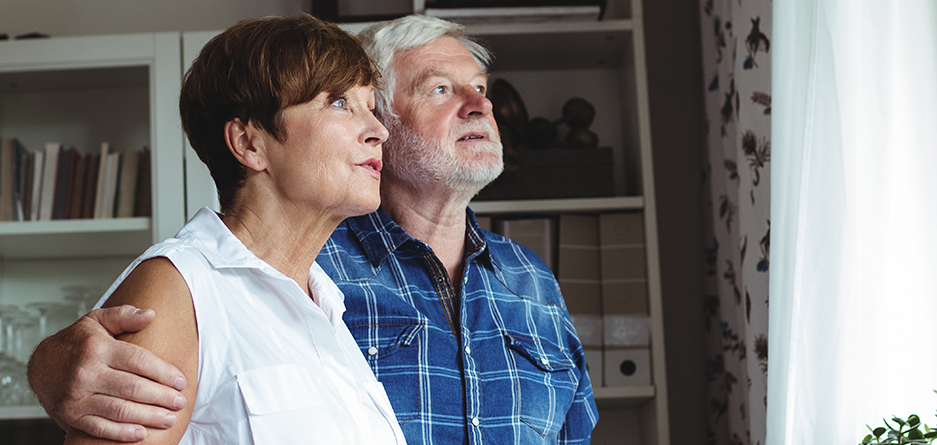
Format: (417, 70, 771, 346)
(97, 207, 407, 444)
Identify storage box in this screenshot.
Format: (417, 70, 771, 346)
(604, 347, 651, 387)
(474, 146, 615, 201)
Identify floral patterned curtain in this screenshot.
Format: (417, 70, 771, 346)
(698, 0, 772, 444)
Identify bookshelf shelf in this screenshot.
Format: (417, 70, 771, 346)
(470, 196, 643, 214)
(0, 218, 151, 259)
(0, 406, 47, 420)
(594, 385, 655, 408)
(0, 217, 150, 235)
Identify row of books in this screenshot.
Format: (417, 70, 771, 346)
(0, 138, 151, 222)
(478, 212, 651, 387)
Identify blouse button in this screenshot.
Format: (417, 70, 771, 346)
(471, 417, 480, 427)
(464, 346, 471, 355)
(367, 346, 379, 356)
(540, 357, 549, 365)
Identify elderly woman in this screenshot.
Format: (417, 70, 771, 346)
(65, 15, 405, 445)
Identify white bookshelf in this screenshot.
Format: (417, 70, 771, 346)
(0, 32, 186, 417)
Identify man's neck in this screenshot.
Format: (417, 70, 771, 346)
(381, 181, 475, 284)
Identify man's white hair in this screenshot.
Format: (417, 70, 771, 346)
(358, 15, 493, 120)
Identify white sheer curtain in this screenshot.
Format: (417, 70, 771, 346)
(768, 1, 937, 443)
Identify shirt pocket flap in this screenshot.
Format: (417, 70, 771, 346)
(347, 318, 424, 359)
(236, 364, 323, 415)
(505, 333, 575, 372)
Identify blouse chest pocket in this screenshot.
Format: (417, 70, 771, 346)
(505, 333, 581, 438)
(236, 364, 353, 444)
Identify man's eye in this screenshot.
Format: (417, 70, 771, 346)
(475, 85, 486, 94)
(433, 86, 447, 94)
(331, 97, 348, 108)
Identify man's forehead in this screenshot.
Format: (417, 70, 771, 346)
(410, 68, 489, 86)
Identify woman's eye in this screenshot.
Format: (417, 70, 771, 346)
(475, 85, 485, 94)
(331, 97, 348, 108)
(433, 86, 447, 94)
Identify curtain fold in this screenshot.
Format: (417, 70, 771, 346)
(699, 0, 773, 443)
(768, 1, 937, 443)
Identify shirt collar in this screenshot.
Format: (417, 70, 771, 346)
(182, 207, 265, 269)
(345, 206, 501, 271)
(185, 206, 347, 308)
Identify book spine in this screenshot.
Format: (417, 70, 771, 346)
(38, 143, 61, 221)
(0, 138, 16, 221)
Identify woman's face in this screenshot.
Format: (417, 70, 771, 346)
(262, 84, 388, 218)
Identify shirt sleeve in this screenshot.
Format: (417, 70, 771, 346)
(558, 320, 600, 444)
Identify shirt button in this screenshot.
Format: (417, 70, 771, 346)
(471, 417, 480, 427)
(540, 357, 549, 365)
(464, 346, 471, 354)
(367, 346, 378, 356)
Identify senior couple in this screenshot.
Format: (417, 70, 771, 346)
(27, 13, 598, 445)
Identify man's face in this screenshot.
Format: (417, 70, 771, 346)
(383, 36, 503, 193)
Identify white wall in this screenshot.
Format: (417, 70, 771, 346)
(0, 0, 306, 38)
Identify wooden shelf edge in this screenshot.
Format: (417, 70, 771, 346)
(0, 217, 150, 236)
(467, 18, 634, 36)
(340, 18, 633, 37)
(0, 405, 48, 420)
(470, 196, 643, 214)
(593, 385, 656, 408)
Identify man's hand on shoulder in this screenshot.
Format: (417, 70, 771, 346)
(27, 305, 188, 442)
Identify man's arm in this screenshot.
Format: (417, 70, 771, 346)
(27, 305, 189, 442)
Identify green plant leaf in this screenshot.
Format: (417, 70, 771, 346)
(862, 434, 872, 444)
(874, 427, 888, 437)
(909, 428, 924, 440)
(910, 415, 922, 428)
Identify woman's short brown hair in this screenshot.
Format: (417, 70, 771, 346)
(180, 14, 379, 212)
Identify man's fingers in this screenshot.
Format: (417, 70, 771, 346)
(104, 341, 188, 403)
(80, 392, 178, 429)
(87, 305, 156, 337)
(72, 414, 148, 443)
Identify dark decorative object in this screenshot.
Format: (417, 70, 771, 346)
(480, 77, 613, 201)
(489, 78, 600, 149)
(560, 97, 599, 148)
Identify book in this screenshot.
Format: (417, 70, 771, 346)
(38, 143, 61, 221)
(29, 149, 45, 221)
(52, 146, 79, 220)
(81, 153, 100, 219)
(557, 214, 603, 384)
(115, 148, 140, 218)
(0, 138, 16, 221)
(22, 150, 34, 220)
(66, 152, 89, 219)
(15, 143, 28, 221)
(93, 142, 111, 218)
(133, 147, 151, 217)
(99, 151, 121, 218)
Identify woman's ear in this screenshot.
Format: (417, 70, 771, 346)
(224, 118, 267, 172)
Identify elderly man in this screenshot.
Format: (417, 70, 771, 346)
(27, 15, 598, 444)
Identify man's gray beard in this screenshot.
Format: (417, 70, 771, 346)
(383, 116, 504, 194)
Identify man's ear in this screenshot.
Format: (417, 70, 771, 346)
(224, 118, 267, 172)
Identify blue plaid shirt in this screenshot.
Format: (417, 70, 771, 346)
(317, 207, 598, 444)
